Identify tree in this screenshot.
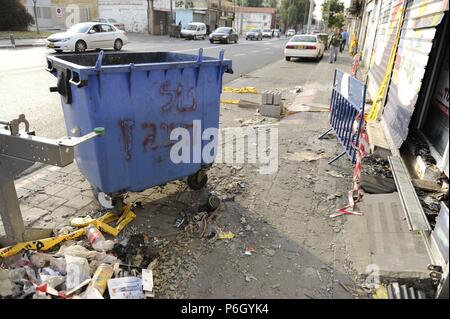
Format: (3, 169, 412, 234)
(321, 0, 345, 29)
(280, 0, 310, 30)
(0, 0, 34, 31)
(246, 0, 264, 7)
(267, 0, 278, 8)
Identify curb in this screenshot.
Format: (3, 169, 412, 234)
(0, 43, 46, 49)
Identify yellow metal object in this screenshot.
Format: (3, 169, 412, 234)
(220, 99, 240, 104)
(0, 206, 136, 258)
(366, 8, 405, 122)
(217, 230, 236, 240)
(222, 86, 258, 94)
(372, 285, 388, 299)
(0, 228, 85, 258)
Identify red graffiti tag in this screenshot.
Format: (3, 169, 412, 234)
(119, 119, 134, 161)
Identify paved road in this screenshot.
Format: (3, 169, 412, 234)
(0, 36, 288, 138)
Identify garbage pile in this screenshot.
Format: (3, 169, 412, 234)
(173, 193, 235, 241)
(0, 208, 157, 299)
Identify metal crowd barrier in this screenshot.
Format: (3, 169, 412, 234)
(319, 69, 366, 164)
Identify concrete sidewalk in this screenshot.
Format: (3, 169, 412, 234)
(0, 38, 46, 49)
(1, 51, 430, 298)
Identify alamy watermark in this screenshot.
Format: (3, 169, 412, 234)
(169, 120, 279, 174)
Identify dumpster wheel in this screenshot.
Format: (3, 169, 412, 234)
(92, 185, 125, 216)
(187, 170, 208, 190)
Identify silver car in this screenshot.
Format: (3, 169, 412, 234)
(245, 29, 263, 41)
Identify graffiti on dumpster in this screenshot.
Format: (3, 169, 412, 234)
(143, 122, 194, 152)
(119, 120, 134, 161)
(142, 122, 157, 152)
(160, 81, 197, 113)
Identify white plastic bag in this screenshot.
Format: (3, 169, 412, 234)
(65, 255, 91, 291)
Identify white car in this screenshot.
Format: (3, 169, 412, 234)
(284, 34, 325, 61)
(262, 28, 272, 38)
(286, 29, 296, 37)
(180, 22, 207, 40)
(46, 22, 128, 53)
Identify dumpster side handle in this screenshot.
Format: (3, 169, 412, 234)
(69, 71, 88, 88)
(219, 50, 233, 74)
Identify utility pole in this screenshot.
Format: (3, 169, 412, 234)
(170, 0, 173, 24)
(32, 0, 40, 35)
(239, 0, 244, 35)
(306, 0, 314, 33)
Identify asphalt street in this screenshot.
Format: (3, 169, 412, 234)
(0, 36, 289, 138)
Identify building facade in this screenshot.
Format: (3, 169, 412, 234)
(233, 6, 276, 34)
(21, 0, 97, 30)
(356, 0, 449, 178)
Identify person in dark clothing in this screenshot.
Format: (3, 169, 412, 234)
(329, 27, 343, 63)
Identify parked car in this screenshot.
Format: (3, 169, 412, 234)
(262, 28, 272, 38)
(209, 27, 239, 44)
(317, 33, 329, 50)
(246, 29, 263, 41)
(92, 18, 125, 31)
(45, 22, 128, 53)
(284, 34, 325, 62)
(286, 29, 296, 37)
(180, 22, 207, 40)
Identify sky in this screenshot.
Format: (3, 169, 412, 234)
(313, 0, 351, 21)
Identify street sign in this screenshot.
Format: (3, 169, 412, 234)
(56, 7, 63, 17)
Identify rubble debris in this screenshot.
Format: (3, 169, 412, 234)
(0, 209, 135, 259)
(86, 224, 114, 252)
(217, 230, 236, 240)
(271, 284, 281, 289)
(35, 283, 65, 298)
(245, 274, 257, 282)
(239, 118, 266, 127)
(66, 279, 91, 297)
(55, 244, 117, 265)
(107, 277, 143, 299)
(29, 252, 66, 274)
(372, 285, 388, 299)
(197, 194, 221, 213)
(142, 269, 154, 298)
(221, 99, 240, 105)
(284, 150, 328, 162)
(65, 255, 91, 291)
(0, 269, 13, 297)
(238, 99, 260, 109)
(244, 245, 255, 256)
(409, 133, 436, 165)
(84, 286, 104, 299)
(223, 86, 258, 94)
(87, 263, 113, 296)
(326, 193, 342, 201)
(412, 179, 444, 193)
(326, 170, 346, 178)
(289, 86, 303, 93)
(70, 216, 95, 227)
(361, 156, 393, 179)
(112, 234, 158, 268)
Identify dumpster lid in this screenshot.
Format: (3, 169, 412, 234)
(47, 49, 233, 76)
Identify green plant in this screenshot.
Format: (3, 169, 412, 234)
(321, 0, 345, 29)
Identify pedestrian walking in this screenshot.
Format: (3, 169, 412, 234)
(340, 28, 349, 52)
(329, 27, 342, 64)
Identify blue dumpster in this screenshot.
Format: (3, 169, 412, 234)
(47, 50, 232, 194)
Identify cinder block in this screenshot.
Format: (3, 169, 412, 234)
(273, 92, 282, 105)
(260, 104, 280, 118)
